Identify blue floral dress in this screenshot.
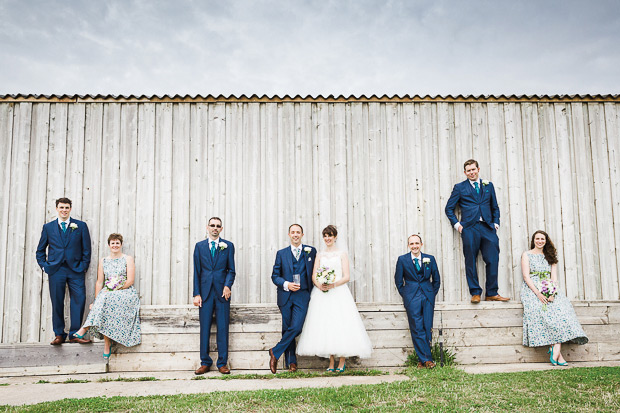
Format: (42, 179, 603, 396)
(83, 256, 141, 347)
(521, 253, 588, 347)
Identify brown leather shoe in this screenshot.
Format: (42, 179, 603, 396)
(269, 349, 278, 374)
(50, 335, 65, 345)
(289, 363, 297, 372)
(218, 365, 231, 374)
(471, 295, 481, 304)
(416, 362, 424, 369)
(69, 337, 92, 344)
(485, 295, 510, 302)
(424, 361, 436, 369)
(194, 365, 211, 375)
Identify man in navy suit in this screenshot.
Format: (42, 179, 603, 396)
(395, 234, 440, 369)
(268, 224, 317, 373)
(36, 197, 92, 345)
(445, 159, 510, 303)
(193, 217, 236, 375)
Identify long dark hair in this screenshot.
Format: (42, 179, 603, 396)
(530, 230, 558, 265)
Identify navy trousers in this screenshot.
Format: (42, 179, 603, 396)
(461, 222, 500, 296)
(199, 286, 231, 367)
(272, 290, 310, 366)
(404, 289, 434, 363)
(48, 265, 86, 339)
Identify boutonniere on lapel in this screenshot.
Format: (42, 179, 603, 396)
(304, 247, 312, 260)
(69, 223, 78, 232)
(219, 242, 228, 251)
(482, 180, 490, 186)
(422, 257, 431, 267)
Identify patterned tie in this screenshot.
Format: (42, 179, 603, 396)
(61, 222, 67, 233)
(211, 241, 216, 257)
(474, 181, 480, 194)
(414, 258, 421, 272)
(295, 248, 300, 261)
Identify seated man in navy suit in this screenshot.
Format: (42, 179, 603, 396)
(445, 159, 510, 303)
(395, 234, 440, 369)
(36, 197, 92, 345)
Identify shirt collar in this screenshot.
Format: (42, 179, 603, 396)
(58, 217, 71, 225)
(291, 244, 302, 252)
(469, 178, 481, 186)
(410, 252, 422, 260)
(208, 237, 220, 245)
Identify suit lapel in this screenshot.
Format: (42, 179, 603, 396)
(205, 241, 215, 267)
(64, 218, 75, 247)
(213, 240, 224, 266)
(286, 248, 294, 278)
(406, 255, 418, 278)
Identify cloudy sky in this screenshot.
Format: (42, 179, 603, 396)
(1, 0, 619, 96)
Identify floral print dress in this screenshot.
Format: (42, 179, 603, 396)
(521, 253, 588, 347)
(83, 256, 141, 347)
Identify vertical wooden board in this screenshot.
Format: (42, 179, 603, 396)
(189, 103, 208, 301)
(152, 103, 173, 304)
(242, 103, 261, 303)
(21, 104, 50, 342)
(225, 103, 245, 303)
(486, 103, 513, 299)
(82, 104, 104, 308)
(437, 102, 458, 302)
(3, 102, 32, 343)
(135, 103, 156, 304)
(366, 103, 386, 301)
(384, 103, 404, 302)
(554, 103, 581, 299)
(260, 103, 278, 303)
(315, 103, 331, 230)
(118, 104, 138, 286)
(604, 103, 620, 299)
(588, 103, 619, 300)
(276, 103, 292, 255)
(520, 103, 546, 236)
(100, 104, 121, 249)
(65, 104, 86, 216)
(570, 103, 601, 299)
(0, 103, 14, 343)
(171, 103, 191, 304)
(402, 103, 422, 241)
(537, 104, 566, 292)
(343, 103, 359, 300)
(295, 103, 313, 240)
(503, 103, 527, 299)
(207, 103, 226, 216)
(349, 103, 370, 302)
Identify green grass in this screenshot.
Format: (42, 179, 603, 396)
(1, 367, 619, 412)
(0, 384, 8, 387)
(34, 380, 49, 384)
(61, 379, 89, 384)
(405, 343, 457, 367)
(97, 376, 158, 383)
(191, 369, 385, 381)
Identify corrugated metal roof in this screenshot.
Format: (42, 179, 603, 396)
(0, 94, 619, 103)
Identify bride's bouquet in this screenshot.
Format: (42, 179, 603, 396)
(539, 279, 558, 311)
(316, 265, 336, 293)
(104, 275, 124, 292)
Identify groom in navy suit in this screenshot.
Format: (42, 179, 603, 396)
(445, 159, 510, 303)
(193, 217, 236, 375)
(395, 234, 440, 369)
(268, 224, 317, 373)
(36, 197, 92, 345)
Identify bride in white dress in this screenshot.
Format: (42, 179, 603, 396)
(296, 225, 372, 371)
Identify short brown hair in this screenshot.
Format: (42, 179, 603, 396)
(107, 233, 124, 245)
(208, 217, 222, 225)
(408, 234, 423, 244)
(322, 225, 338, 237)
(289, 223, 304, 234)
(56, 197, 72, 207)
(464, 159, 479, 170)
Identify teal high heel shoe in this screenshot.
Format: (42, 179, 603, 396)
(557, 359, 568, 366)
(326, 367, 335, 372)
(336, 363, 346, 373)
(73, 331, 87, 339)
(548, 346, 558, 366)
(103, 350, 111, 361)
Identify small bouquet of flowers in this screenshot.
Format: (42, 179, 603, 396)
(316, 265, 336, 293)
(539, 279, 558, 311)
(104, 275, 124, 292)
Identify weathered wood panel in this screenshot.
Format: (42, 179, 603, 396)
(1, 99, 620, 343)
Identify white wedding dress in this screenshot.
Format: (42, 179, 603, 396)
(296, 251, 372, 358)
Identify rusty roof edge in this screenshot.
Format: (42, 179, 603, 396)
(0, 94, 619, 103)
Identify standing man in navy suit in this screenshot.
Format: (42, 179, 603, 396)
(36, 197, 92, 345)
(445, 159, 510, 303)
(193, 217, 236, 375)
(395, 234, 440, 369)
(268, 224, 316, 373)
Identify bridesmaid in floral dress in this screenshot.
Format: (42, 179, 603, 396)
(74, 233, 141, 360)
(521, 230, 588, 366)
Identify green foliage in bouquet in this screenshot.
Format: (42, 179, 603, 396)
(405, 342, 456, 367)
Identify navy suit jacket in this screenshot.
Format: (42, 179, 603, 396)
(445, 179, 500, 229)
(394, 252, 440, 304)
(36, 218, 91, 275)
(193, 238, 236, 301)
(271, 245, 316, 308)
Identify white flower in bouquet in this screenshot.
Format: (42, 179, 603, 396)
(316, 265, 336, 293)
(105, 275, 124, 291)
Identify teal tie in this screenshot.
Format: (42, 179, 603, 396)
(211, 241, 216, 257)
(414, 258, 421, 272)
(474, 181, 480, 194)
(61, 222, 67, 233)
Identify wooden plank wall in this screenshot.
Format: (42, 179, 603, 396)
(0, 101, 619, 343)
